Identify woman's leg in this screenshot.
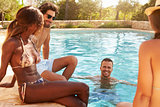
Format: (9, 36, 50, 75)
(54, 95, 86, 107)
(52, 55, 78, 80)
(24, 81, 89, 107)
(41, 70, 67, 81)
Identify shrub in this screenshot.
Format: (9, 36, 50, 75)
(77, 23, 94, 28)
(64, 24, 77, 28)
(120, 24, 132, 28)
(59, 24, 66, 28)
(98, 22, 131, 28)
(98, 22, 118, 28)
(2, 24, 8, 29)
(51, 24, 57, 28)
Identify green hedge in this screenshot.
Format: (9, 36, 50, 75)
(77, 23, 93, 28)
(98, 22, 131, 28)
(64, 24, 77, 28)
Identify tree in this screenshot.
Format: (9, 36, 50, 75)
(100, 6, 116, 20)
(149, 0, 156, 6)
(97, 0, 102, 19)
(116, 0, 133, 20)
(7, 0, 22, 20)
(115, 0, 121, 20)
(0, 0, 11, 25)
(36, 0, 58, 7)
(57, 0, 79, 20)
(115, 10, 119, 20)
(0, 0, 21, 26)
(78, 0, 100, 20)
(131, 0, 156, 21)
(22, 0, 24, 5)
(64, 0, 69, 19)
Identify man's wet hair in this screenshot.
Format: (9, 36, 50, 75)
(101, 58, 113, 66)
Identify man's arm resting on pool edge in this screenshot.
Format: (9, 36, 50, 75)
(72, 75, 94, 79)
(118, 80, 137, 86)
(0, 74, 16, 88)
(112, 77, 136, 86)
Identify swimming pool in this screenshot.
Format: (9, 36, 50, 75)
(48, 29, 153, 107)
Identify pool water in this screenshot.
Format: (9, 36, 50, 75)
(48, 29, 153, 107)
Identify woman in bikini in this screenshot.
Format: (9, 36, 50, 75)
(0, 6, 89, 107)
(117, 0, 160, 107)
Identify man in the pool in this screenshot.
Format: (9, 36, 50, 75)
(73, 58, 136, 89)
(0, 2, 77, 88)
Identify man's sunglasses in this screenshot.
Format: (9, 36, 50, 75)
(47, 14, 56, 20)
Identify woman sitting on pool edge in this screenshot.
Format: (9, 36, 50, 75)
(117, 0, 160, 107)
(0, 6, 89, 107)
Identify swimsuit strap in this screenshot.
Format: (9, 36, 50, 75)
(19, 36, 27, 54)
(29, 37, 38, 53)
(12, 35, 27, 69)
(20, 35, 38, 53)
(21, 83, 27, 102)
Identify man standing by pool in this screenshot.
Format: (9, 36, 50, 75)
(73, 58, 136, 88)
(0, 2, 77, 87)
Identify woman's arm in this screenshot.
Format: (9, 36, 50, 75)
(133, 42, 152, 107)
(0, 40, 16, 83)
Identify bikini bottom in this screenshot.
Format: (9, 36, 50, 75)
(19, 78, 44, 102)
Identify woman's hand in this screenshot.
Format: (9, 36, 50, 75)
(0, 75, 16, 88)
(0, 83, 14, 88)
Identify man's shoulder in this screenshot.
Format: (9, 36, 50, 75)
(94, 75, 100, 78)
(43, 27, 51, 33)
(42, 28, 50, 38)
(35, 28, 50, 40)
(110, 77, 119, 81)
(91, 75, 101, 81)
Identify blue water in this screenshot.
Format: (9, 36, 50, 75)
(48, 29, 153, 107)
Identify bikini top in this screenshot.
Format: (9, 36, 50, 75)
(12, 35, 41, 69)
